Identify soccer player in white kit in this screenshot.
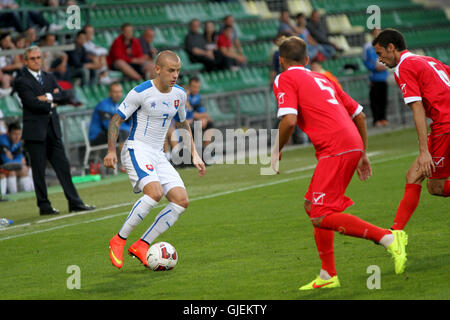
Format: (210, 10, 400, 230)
(105, 51, 205, 269)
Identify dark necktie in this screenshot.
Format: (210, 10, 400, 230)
(37, 73, 43, 86)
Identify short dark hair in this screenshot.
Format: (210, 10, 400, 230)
(8, 122, 21, 132)
(76, 30, 86, 38)
(279, 36, 308, 64)
(121, 23, 132, 31)
(372, 28, 407, 51)
(189, 76, 200, 84)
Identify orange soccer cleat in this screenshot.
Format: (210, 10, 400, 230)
(128, 239, 150, 267)
(109, 234, 126, 269)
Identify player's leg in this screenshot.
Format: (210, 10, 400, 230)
(425, 133, 450, 197)
(138, 156, 188, 247)
(109, 146, 161, 268)
(6, 170, 17, 194)
(427, 178, 450, 197)
(139, 186, 187, 246)
(305, 199, 336, 279)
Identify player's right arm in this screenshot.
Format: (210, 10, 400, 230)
(103, 88, 141, 169)
(104, 113, 124, 169)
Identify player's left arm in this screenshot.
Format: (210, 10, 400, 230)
(175, 120, 205, 176)
(175, 92, 205, 176)
(331, 80, 372, 180)
(352, 111, 372, 181)
(409, 100, 435, 178)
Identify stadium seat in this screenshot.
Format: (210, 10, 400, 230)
(287, 0, 314, 17)
(329, 35, 362, 56)
(206, 98, 235, 124)
(0, 95, 22, 117)
(326, 14, 364, 34)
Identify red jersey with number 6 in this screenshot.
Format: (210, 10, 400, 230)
(273, 65, 364, 159)
(394, 50, 450, 135)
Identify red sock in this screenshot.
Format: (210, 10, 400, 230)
(320, 212, 391, 243)
(443, 180, 450, 197)
(313, 226, 336, 277)
(392, 183, 422, 230)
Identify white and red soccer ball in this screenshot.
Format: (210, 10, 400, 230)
(146, 242, 178, 271)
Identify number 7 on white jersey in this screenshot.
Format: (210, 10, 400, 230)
(314, 77, 339, 105)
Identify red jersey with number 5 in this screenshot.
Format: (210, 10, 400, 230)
(394, 50, 450, 135)
(273, 65, 364, 159)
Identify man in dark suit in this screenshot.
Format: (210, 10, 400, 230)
(14, 45, 95, 215)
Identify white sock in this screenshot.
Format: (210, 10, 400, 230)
(0, 178, 6, 196)
(319, 269, 332, 280)
(7, 176, 17, 194)
(19, 176, 34, 192)
(118, 195, 159, 239)
(141, 202, 185, 244)
(379, 233, 394, 248)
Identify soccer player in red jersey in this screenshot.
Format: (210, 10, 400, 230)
(271, 36, 408, 290)
(373, 29, 450, 231)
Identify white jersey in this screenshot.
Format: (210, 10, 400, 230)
(116, 80, 187, 151)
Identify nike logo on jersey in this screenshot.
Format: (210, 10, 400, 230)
(312, 192, 325, 205)
(433, 157, 445, 167)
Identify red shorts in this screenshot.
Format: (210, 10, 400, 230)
(428, 132, 450, 179)
(305, 151, 362, 219)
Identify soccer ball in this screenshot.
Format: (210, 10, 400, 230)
(146, 242, 178, 271)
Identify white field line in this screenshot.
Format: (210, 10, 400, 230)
(0, 151, 418, 242)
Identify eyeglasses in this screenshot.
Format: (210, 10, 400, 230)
(28, 56, 42, 61)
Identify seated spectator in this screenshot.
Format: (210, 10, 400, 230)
(185, 19, 224, 72)
(107, 23, 152, 81)
(307, 10, 340, 58)
(217, 25, 247, 69)
(82, 24, 112, 85)
(0, 33, 24, 78)
(278, 10, 301, 36)
(40, 33, 70, 82)
(138, 27, 157, 79)
(188, 76, 214, 148)
(219, 15, 244, 56)
(139, 27, 158, 61)
(0, 69, 13, 97)
(24, 27, 37, 47)
(0, 0, 61, 33)
(204, 21, 218, 51)
(0, 122, 34, 197)
(88, 82, 130, 150)
(66, 30, 102, 86)
(295, 13, 329, 62)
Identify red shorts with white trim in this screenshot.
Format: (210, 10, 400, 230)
(305, 150, 362, 219)
(428, 132, 450, 179)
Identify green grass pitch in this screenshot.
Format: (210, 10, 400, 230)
(0, 127, 448, 300)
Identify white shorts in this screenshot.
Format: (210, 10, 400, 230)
(121, 141, 185, 195)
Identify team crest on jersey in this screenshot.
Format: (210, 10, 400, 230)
(433, 157, 445, 168)
(146, 164, 154, 171)
(277, 92, 285, 104)
(174, 100, 180, 109)
(400, 83, 407, 94)
(312, 192, 325, 205)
